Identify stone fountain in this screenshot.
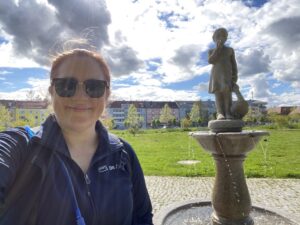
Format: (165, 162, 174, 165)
(154, 28, 297, 225)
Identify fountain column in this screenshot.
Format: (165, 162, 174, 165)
(211, 154, 253, 225)
(190, 129, 269, 225)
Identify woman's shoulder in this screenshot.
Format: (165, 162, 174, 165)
(107, 132, 134, 152)
(0, 127, 31, 146)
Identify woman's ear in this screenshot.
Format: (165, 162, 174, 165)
(48, 85, 54, 96)
(105, 88, 111, 101)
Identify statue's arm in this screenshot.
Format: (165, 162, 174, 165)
(231, 48, 238, 83)
(208, 47, 222, 64)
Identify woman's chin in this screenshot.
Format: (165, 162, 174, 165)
(61, 118, 96, 132)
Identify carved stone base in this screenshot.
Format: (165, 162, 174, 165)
(208, 119, 244, 133)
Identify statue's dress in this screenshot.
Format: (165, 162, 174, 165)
(208, 46, 237, 93)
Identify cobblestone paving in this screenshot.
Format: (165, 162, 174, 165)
(145, 176, 300, 224)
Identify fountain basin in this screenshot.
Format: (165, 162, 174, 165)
(189, 131, 269, 156)
(154, 200, 298, 225)
(187, 130, 270, 224)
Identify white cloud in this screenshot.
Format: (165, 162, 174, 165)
(3, 81, 14, 86)
(0, 0, 111, 66)
(26, 77, 50, 98)
(0, 70, 12, 75)
(131, 72, 162, 87)
(0, 77, 49, 100)
(111, 85, 200, 101)
(1, 0, 300, 106)
(193, 82, 208, 93)
(0, 42, 40, 68)
(0, 89, 31, 100)
(27, 77, 50, 88)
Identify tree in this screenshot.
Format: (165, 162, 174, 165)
(124, 104, 143, 135)
(11, 117, 28, 127)
(101, 117, 115, 130)
(268, 113, 289, 128)
(159, 104, 175, 126)
(0, 105, 12, 131)
(172, 118, 177, 127)
(190, 102, 201, 126)
(151, 118, 160, 128)
(154, 119, 161, 128)
(289, 108, 300, 123)
(181, 117, 191, 130)
(12, 114, 37, 128)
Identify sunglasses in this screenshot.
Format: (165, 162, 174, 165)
(51, 78, 109, 98)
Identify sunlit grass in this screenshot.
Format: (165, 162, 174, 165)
(112, 128, 300, 178)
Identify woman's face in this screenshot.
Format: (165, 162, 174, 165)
(49, 55, 109, 132)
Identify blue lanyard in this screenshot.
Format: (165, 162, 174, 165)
(56, 154, 86, 225)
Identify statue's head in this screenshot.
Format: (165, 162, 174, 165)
(212, 28, 228, 44)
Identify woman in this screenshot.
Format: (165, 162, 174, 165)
(0, 49, 153, 225)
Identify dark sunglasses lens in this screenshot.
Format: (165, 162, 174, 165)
(84, 80, 107, 98)
(53, 78, 77, 97)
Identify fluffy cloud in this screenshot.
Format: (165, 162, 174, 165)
(0, 77, 49, 100)
(111, 85, 200, 101)
(102, 45, 144, 77)
(0, 42, 40, 68)
(193, 82, 209, 93)
(0, 0, 111, 65)
(267, 16, 300, 50)
(1, 0, 300, 105)
(237, 49, 270, 77)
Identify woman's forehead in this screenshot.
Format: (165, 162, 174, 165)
(55, 55, 105, 79)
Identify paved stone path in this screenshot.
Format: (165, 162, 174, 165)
(145, 176, 300, 224)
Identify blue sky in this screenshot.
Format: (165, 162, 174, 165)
(0, 0, 300, 106)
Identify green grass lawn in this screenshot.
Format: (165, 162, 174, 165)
(112, 128, 300, 178)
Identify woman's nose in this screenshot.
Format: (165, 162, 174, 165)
(74, 82, 89, 98)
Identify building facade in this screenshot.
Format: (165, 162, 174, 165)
(106, 100, 215, 129)
(107, 101, 147, 129)
(0, 100, 49, 126)
(247, 100, 268, 115)
(267, 106, 293, 115)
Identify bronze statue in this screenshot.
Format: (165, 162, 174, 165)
(208, 28, 238, 120)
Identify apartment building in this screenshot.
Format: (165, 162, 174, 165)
(248, 100, 268, 115)
(0, 100, 49, 126)
(145, 101, 179, 125)
(107, 100, 213, 129)
(267, 106, 294, 115)
(107, 101, 147, 129)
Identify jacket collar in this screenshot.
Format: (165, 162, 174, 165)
(33, 115, 123, 159)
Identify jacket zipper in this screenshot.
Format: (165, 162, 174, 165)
(83, 149, 123, 225)
(84, 173, 96, 225)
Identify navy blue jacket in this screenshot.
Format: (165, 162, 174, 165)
(0, 115, 153, 225)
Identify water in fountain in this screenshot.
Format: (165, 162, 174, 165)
(215, 136, 241, 204)
(156, 129, 299, 225)
(258, 136, 271, 177)
(163, 203, 297, 225)
(177, 136, 200, 176)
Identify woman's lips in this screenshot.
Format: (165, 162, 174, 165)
(67, 105, 92, 111)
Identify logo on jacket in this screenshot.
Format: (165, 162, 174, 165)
(98, 165, 109, 173)
(97, 163, 124, 174)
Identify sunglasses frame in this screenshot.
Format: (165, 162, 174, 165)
(51, 77, 109, 98)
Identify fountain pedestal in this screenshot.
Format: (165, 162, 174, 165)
(212, 154, 252, 225)
(191, 130, 268, 225)
(155, 128, 297, 225)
